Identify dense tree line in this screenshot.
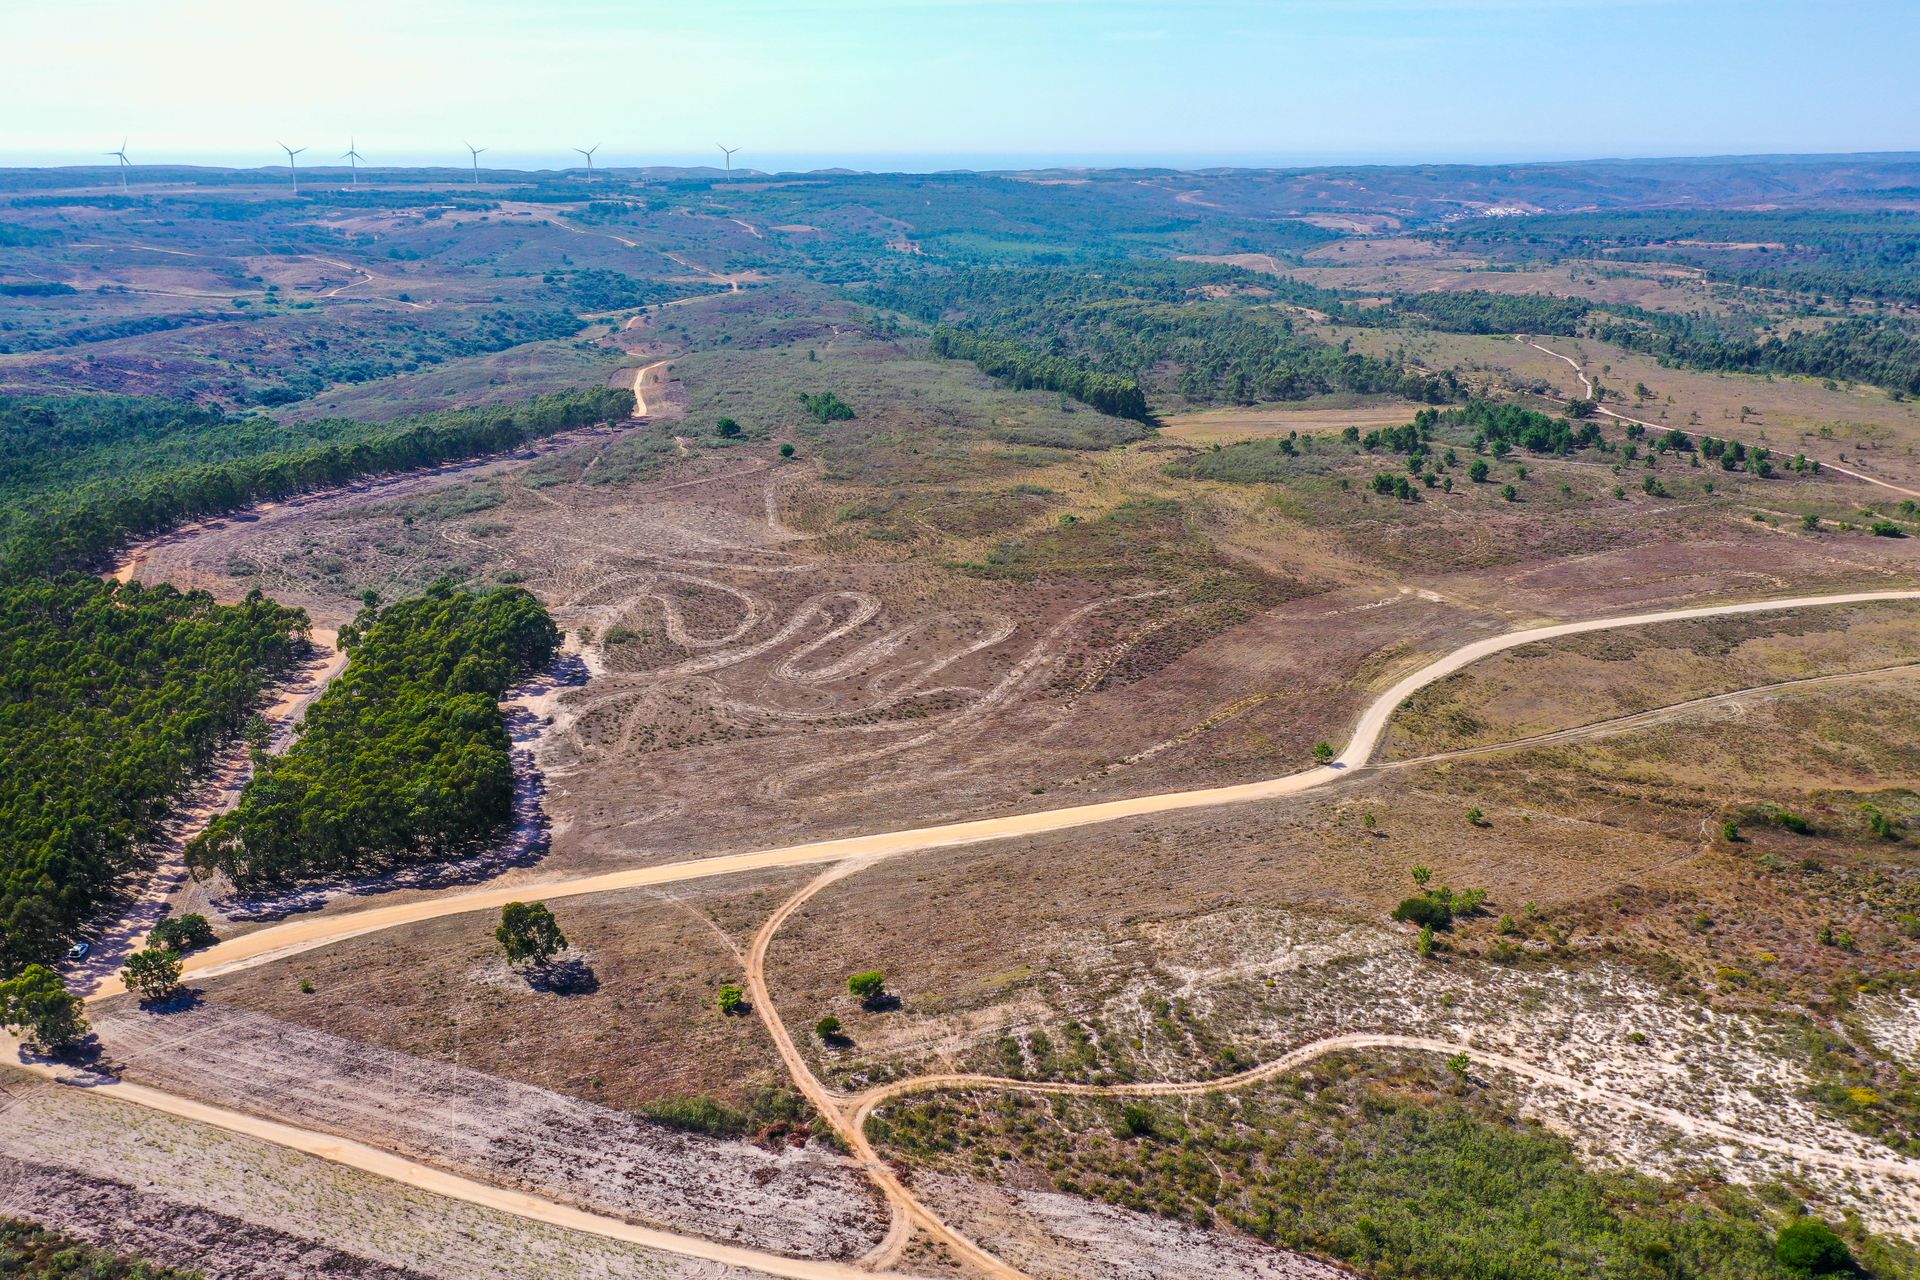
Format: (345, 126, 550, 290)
(930, 324, 1152, 420)
(0, 386, 634, 578)
(1379, 290, 1592, 336)
(875, 262, 1452, 406)
(1589, 311, 1920, 396)
(0, 578, 305, 973)
(1441, 401, 1605, 455)
(189, 581, 560, 890)
(1433, 209, 1920, 304)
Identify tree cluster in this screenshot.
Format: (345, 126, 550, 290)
(188, 581, 560, 890)
(0, 578, 304, 972)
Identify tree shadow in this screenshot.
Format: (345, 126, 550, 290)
(860, 993, 901, 1013)
(525, 957, 598, 995)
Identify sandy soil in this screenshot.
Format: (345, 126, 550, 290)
(91, 998, 889, 1261)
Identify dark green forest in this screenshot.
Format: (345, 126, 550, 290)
(1432, 209, 1920, 304)
(875, 261, 1457, 405)
(929, 324, 1152, 420)
(0, 578, 305, 972)
(1588, 311, 1920, 396)
(189, 581, 560, 890)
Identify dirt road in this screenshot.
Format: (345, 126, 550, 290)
(631, 359, 671, 416)
(1522, 337, 1920, 499)
(0, 1036, 910, 1280)
(134, 587, 1920, 996)
(26, 587, 1920, 1280)
(845, 1033, 1920, 1185)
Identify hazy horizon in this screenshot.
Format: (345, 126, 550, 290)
(6, 147, 1920, 178)
(3, 0, 1915, 171)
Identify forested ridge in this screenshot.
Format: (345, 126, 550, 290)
(0, 578, 305, 972)
(1587, 311, 1920, 396)
(874, 261, 1457, 406)
(1432, 209, 1920, 304)
(189, 580, 560, 890)
(0, 385, 634, 578)
(929, 324, 1152, 420)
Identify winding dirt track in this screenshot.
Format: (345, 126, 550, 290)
(105, 588, 1920, 997)
(20, 589, 1920, 1279)
(1521, 336, 1920, 499)
(843, 1034, 1920, 1185)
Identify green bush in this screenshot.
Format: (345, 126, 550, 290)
(149, 913, 215, 953)
(1775, 1220, 1853, 1274)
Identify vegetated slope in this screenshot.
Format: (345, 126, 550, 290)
(872, 260, 1459, 406)
(0, 578, 305, 973)
(0, 386, 634, 577)
(874, 1054, 1920, 1280)
(0, 1218, 203, 1280)
(1588, 310, 1920, 397)
(1431, 209, 1920, 304)
(189, 580, 560, 890)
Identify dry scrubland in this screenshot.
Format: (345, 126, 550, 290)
(21, 186, 1920, 1279)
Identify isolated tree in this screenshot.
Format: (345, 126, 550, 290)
(149, 913, 216, 953)
(1465, 807, 1486, 827)
(1411, 865, 1433, 887)
(1469, 459, 1490, 483)
(496, 901, 567, 966)
(1501, 483, 1518, 502)
(847, 970, 887, 1005)
(1312, 741, 1335, 763)
(715, 416, 742, 438)
(1446, 1052, 1471, 1082)
(717, 983, 747, 1015)
(0, 965, 88, 1050)
(815, 1015, 843, 1043)
(778, 442, 797, 459)
(121, 947, 184, 1003)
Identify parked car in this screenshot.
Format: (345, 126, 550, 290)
(64, 941, 90, 962)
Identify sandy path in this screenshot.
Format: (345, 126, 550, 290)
(1382, 660, 1920, 767)
(742, 864, 1022, 1278)
(1521, 337, 1920, 499)
(845, 1033, 1920, 1186)
(0, 1040, 908, 1280)
(630, 359, 671, 416)
(22, 588, 1920, 1280)
(129, 587, 1920, 993)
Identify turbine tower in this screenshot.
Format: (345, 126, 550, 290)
(465, 142, 486, 186)
(342, 137, 366, 188)
(279, 142, 307, 194)
(105, 139, 131, 193)
(574, 144, 598, 185)
(717, 144, 740, 181)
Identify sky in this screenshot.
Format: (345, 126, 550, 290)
(1, 0, 1916, 172)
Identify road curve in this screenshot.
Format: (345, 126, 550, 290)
(0, 1039, 909, 1280)
(124, 587, 1920, 999)
(845, 1033, 1920, 1186)
(1521, 337, 1920, 500)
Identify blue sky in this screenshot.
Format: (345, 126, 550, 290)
(2, 0, 1915, 170)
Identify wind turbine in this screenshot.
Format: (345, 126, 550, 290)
(574, 144, 598, 185)
(105, 139, 131, 193)
(278, 142, 307, 193)
(341, 137, 365, 188)
(717, 144, 740, 181)
(465, 142, 486, 186)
